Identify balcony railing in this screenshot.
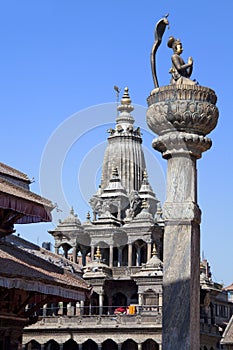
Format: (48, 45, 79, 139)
(200, 321, 222, 337)
(30, 305, 162, 329)
(110, 266, 142, 278)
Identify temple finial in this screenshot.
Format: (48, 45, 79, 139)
(121, 87, 131, 105)
(141, 199, 149, 209)
(152, 243, 157, 256)
(94, 246, 102, 262)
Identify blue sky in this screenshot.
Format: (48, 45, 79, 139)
(0, 1, 232, 286)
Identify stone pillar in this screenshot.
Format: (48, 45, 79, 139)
(118, 344, 122, 350)
(138, 343, 142, 350)
(79, 344, 83, 350)
(73, 246, 77, 263)
(138, 293, 143, 306)
(80, 300, 84, 315)
(63, 246, 68, 259)
(99, 291, 104, 315)
(158, 293, 163, 313)
(128, 243, 132, 267)
(147, 85, 218, 349)
(147, 241, 152, 261)
(41, 345, 45, 350)
(91, 245, 95, 261)
(42, 303, 47, 317)
(118, 247, 122, 267)
(109, 244, 113, 268)
(136, 247, 141, 266)
(59, 344, 63, 350)
(97, 343, 102, 350)
(82, 250, 86, 266)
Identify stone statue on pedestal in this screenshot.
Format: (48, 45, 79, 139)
(167, 36, 196, 85)
(147, 17, 219, 350)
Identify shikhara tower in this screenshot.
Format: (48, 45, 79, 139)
(90, 87, 158, 223)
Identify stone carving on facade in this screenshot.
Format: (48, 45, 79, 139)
(98, 200, 112, 218)
(124, 207, 134, 222)
(129, 190, 142, 217)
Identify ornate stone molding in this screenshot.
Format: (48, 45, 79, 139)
(152, 131, 212, 158)
(146, 85, 219, 149)
(163, 201, 201, 224)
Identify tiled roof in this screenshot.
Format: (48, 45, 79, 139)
(221, 315, 233, 344)
(6, 234, 83, 276)
(0, 240, 91, 300)
(0, 178, 53, 208)
(0, 162, 30, 182)
(0, 178, 54, 223)
(224, 283, 233, 291)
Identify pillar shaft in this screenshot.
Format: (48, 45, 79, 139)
(136, 247, 141, 266)
(99, 292, 104, 315)
(147, 241, 152, 261)
(91, 245, 95, 261)
(82, 250, 86, 266)
(146, 84, 219, 350)
(128, 243, 132, 267)
(118, 247, 122, 267)
(73, 246, 77, 263)
(109, 244, 113, 268)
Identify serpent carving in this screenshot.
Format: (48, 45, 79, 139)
(150, 15, 169, 88)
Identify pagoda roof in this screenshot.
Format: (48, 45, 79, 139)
(0, 177, 54, 224)
(0, 162, 31, 183)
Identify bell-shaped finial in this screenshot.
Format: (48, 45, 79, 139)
(141, 199, 149, 209)
(121, 87, 132, 105)
(152, 243, 158, 256)
(94, 246, 102, 262)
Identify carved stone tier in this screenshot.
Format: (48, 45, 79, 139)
(152, 132, 212, 159)
(147, 85, 218, 139)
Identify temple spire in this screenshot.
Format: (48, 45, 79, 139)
(116, 87, 134, 125)
(100, 87, 146, 194)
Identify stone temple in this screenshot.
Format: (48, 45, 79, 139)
(23, 87, 233, 350)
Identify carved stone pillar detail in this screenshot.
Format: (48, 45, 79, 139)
(146, 84, 218, 350)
